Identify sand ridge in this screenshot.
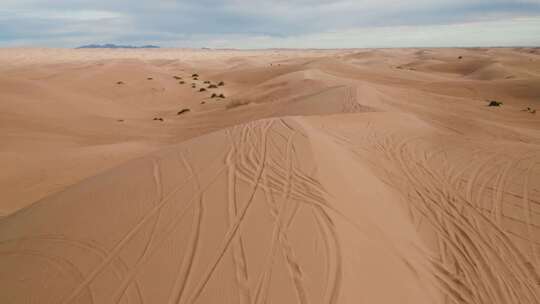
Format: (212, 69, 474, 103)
(0, 47, 539, 303)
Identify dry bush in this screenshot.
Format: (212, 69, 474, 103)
(177, 108, 190, 115)
(487, 100, 503, 107)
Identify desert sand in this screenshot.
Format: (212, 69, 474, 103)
(0, 47, 539, 303)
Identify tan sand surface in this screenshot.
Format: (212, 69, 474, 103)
(0, 47, 539, 303)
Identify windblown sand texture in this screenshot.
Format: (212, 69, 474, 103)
(1, 47, 540, 303)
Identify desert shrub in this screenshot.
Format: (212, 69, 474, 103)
(211, 93, 217, 98)
(524, 107, 537, 114)
(147, 77, 153, 80)
(204, 80, 211, 84)
(218, 94, 225, 98)
(153, 117, 164, 121)
(173, 76, 182, 80)
(179, 81, 185, 84)
(177, 108, 190, 115)
(192, 73, 199, 77)
(199, 88, 207, 92)
(208, 84, 218, 89)
(218, 81, 225, 86)
(488, 100, 503, 107)
(117, 81, 124, 85)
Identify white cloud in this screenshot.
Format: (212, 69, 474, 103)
(4, 9, 123, 21)
(183, 17, 540, 48)
(1, 0, 540, 47)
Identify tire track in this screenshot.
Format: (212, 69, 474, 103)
(388, 135, 540, 304)
(0, 234, 144, 304)
(273, 127, 309, 304)
(186, 120, 273, 303)
(167, 197, 204, 304)
(324, 126, 534, 303)
(311, 205, 342, 304)
(253, 174, 282, 304)
(61, 148, 229, 304)
(110, 151, 229, 304)
(0, 250, 94, 304)
(523, 161, 539, 269)
(226, 137, 252, 304)
(152, 158, 163, 203)
(165, 153, 205, 304)
(490, 159, 517, 225)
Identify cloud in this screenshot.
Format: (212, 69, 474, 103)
(237, 17, 540, 49)
(3, 9, 123, 21)
(1, 0, 540, 47)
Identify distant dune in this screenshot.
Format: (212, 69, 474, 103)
(77, 44, 160, 49)
(0, 48, 539, 304)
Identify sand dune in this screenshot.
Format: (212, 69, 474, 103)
(1, 48, 539, 303)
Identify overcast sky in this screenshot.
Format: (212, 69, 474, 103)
(1, 0, 540, 48)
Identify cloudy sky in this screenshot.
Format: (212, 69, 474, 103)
(1, 0, 540, 48)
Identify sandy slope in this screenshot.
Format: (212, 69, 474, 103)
(0, 48, 539, 303)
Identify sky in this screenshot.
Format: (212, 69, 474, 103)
(1, 0, 540, 48)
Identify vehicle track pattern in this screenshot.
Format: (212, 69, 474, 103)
(0, 119, 344, 304)
(312, 113, 540, 304)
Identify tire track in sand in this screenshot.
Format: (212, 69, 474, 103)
(167, 153, 205, 304)
(61, 147, 229, 304)
(226, 131, 252, 304)
(110, 150, 229, 304)
(311, 205, 342, 304)
(0, 234, 144, 304)
(272, 126, 309, 304)
(0, 249, 95, 304)
(185, 120, 273, 304)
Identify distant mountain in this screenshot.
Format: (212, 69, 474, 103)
(76, 44, 160, 49)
